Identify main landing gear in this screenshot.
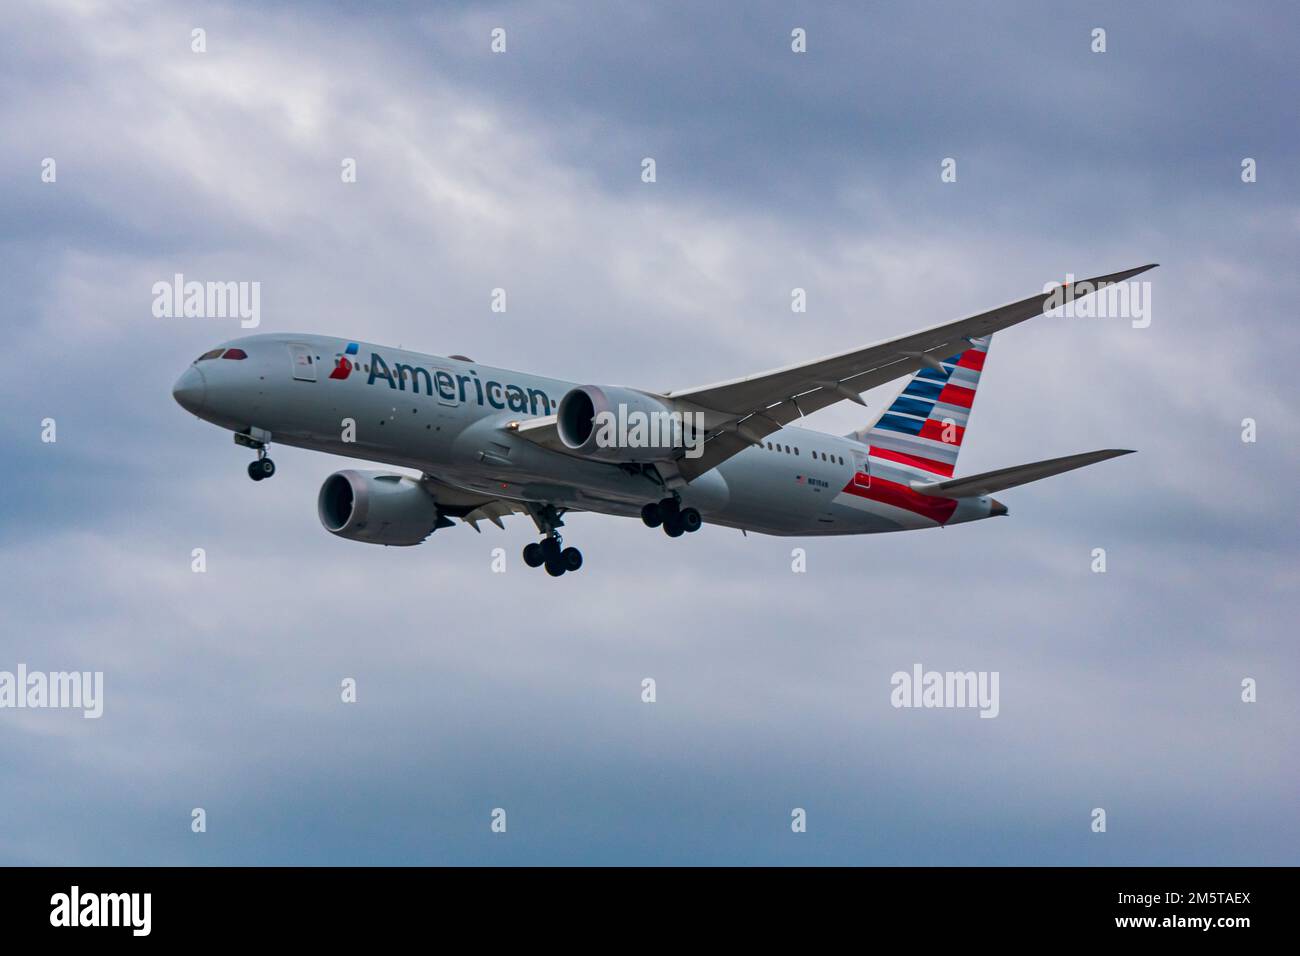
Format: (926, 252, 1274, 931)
(522, 503, 582, 577)
(641, 498, 702, 537)
(236, 430, 276, 481)
(522, 536, 583, 577)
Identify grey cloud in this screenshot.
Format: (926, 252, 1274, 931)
(0, 0, 1295, 864)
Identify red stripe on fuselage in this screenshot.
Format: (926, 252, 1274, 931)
(869, 444, 956, 477)
(841, 475, 959, 524)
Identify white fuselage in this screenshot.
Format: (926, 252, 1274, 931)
(173, 333, 1000, 536)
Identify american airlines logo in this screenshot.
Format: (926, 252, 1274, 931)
(363, 352, 554, 416)
(330, 342, 359, 380)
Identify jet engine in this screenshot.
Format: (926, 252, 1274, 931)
(556, 385, 701, 462)
(317, 470, 444, 546)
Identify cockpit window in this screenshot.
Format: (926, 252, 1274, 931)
(222, 348, 248, 360)
(195, 348, 225, 362)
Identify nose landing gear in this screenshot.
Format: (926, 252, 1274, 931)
(235, 429, 276, 481)
(641, 498, 702, 537)
(247, 455, 276, 481)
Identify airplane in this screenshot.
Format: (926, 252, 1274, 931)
(172, 265, 1154, 577)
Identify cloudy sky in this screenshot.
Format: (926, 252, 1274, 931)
(1, 0, 1296, 865)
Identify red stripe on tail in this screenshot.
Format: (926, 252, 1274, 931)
(937, 384, 975, 408)
(917, 419, 966, 448)
(870, 445, 956, 477)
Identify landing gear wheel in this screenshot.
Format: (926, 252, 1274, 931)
(526, 505, 572, 577)
(679, 507, 702, 533)
(640, 503, 663, 528)
(258, 458, 275, 479)
(657, 497, 682, 535)
(247, 461, 263, 481)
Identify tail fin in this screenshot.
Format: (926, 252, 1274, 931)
(846, 335, 990, 478)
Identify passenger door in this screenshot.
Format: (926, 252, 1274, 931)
(288, 344, 317, 382)
(852, 448, 871, 488)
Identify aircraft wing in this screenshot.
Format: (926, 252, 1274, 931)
(909, 449, 1135, 498)
(418, 473, 537, 531)
(506, 414, 566, 452)
(667, 265, 1157, 480)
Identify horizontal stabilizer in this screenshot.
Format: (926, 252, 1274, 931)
(910, 449, 1134, 498)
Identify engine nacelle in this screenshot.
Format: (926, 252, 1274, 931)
(317, 470, 443, 546)
(556, 385, 700, 462)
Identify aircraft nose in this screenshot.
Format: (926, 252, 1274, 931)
(172, 365, 206, 414)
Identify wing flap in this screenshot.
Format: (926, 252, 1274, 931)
(418, 473, 535, 531)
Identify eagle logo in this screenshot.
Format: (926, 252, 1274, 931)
(330, 342, 360, 380)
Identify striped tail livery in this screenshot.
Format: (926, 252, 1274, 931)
(836, 335, 1132, 529)
(855, 335, 990, 479)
